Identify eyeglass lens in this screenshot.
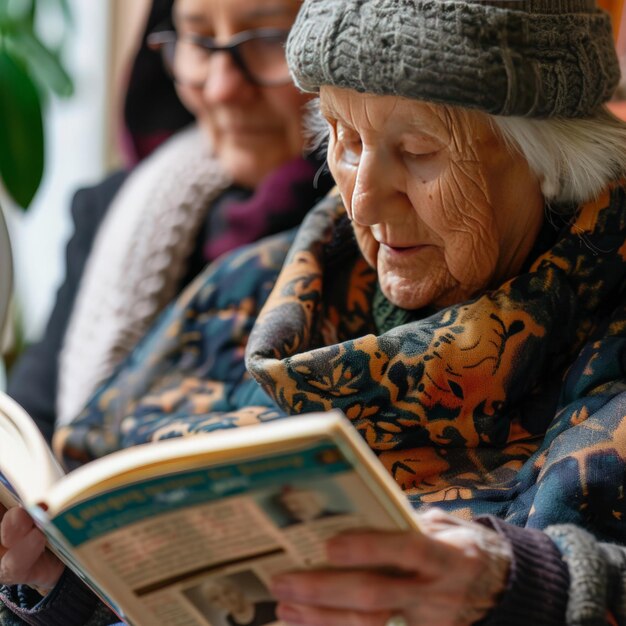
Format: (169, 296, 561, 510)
(161, 33, 290, 87)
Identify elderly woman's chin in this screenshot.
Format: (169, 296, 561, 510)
(355, 227, 485, 310)
(378, 260, 480, 311)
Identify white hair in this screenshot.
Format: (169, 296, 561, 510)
(303, 98, 332, 158)
(493, 108, 626, 206)
(304, 97, 626, 207)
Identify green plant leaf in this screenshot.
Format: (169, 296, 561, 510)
(0, 0, 34, 24)
(0, 48, 44, 209)
(26, 0, 36, 27)
(6, 29, 73, 97)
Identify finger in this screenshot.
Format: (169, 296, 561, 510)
(25, 549, 65, 591)
(1, 507, 35, 548)
(272, 570, 420, 611)
(279, 597, 490, 626)
(277, 602, 395, 626)
(0, 527, 47, 584)
(326, 530, 456, 577)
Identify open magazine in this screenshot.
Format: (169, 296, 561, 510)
(0, 391, 419, 626)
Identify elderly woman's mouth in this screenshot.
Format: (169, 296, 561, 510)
(380, 243, 428, 255)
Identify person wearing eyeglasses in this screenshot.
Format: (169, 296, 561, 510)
(7, 0, 333, 444)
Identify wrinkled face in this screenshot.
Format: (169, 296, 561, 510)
(321, 87, 545, 310)
(173, 0, 308, 188)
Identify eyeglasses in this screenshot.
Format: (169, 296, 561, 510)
(147, 28, 291, 88)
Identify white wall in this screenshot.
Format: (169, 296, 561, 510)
(8, 1, 110, 341)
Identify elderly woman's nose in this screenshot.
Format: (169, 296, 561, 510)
(350, 150, 393, 225)
(201, 52, 255, 104)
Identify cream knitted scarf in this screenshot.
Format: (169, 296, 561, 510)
(57, 125, 231, 426)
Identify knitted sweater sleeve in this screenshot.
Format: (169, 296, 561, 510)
(476, 516, 570, 625)
(0, 569, 121, 626)
(477, 517, 626, 626)
(545, 525, 626, 626)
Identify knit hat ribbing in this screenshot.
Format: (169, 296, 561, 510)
(286, 0, 621, 117)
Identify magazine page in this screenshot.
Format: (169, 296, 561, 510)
(45, 437, 412, 626)
(0, 392, 64, 506)
(0, 472, 20, 510)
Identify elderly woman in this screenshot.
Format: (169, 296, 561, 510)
(3, 0, 626, 625)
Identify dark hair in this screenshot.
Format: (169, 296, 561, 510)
(123, 0, 194, 162)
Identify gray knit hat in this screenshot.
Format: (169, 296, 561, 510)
(286, 0, 621, 117)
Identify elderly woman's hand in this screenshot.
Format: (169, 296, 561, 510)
(270, 509, 512, 626)
(0, 504, 64, 592)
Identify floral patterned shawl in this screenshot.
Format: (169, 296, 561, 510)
(57, 186, 626, 542)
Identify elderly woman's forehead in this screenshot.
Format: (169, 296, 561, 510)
(320, 86, 462, 135)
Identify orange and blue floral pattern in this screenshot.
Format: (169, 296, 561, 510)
(58, 187, 626, 542)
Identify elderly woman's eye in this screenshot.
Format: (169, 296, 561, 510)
(402, 148, 441, 160)
(341, 140, 362, 166)
(336, 126, 362, 165)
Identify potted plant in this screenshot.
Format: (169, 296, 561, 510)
(0, 0, 73, 210)
(0, 0, 74, 376)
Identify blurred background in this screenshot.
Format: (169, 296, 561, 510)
(0, 0, 625, 373)
(3, 0, 150, 345)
